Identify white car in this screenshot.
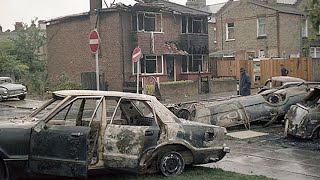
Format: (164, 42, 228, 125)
(0, 77, 27, 101)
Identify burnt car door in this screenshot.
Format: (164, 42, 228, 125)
(29, 96, 103, 177)
(104, 98, 160, 170)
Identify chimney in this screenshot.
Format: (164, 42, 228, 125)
(90, 0, 102, 12)
(14, 22, 23, 31)
(0, 26, 2, 33)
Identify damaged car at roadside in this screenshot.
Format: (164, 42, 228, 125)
(285, 86, 320, 139)
(168, 77, 318, 128)
(0, 90, 229, 179)
(0, 77, 27, 101)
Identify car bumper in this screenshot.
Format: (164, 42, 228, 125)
(192, 143, 230, 164)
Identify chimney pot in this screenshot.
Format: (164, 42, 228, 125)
(90, 0, 102, 12)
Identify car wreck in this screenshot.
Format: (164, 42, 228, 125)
(285, 86, 320, 139)
(0, 90, 229, 179)
(167, 77, 318, 128)
(0, 77, 27, 101)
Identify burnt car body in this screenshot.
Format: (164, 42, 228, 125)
(168, 77, 317, 128)
(0, 77, 27, 101)
(285, 86, 320, 139)
(0, 90, 229, 179)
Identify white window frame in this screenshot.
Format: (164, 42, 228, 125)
(134, 12, 162, 32)
(258, 50, 265, 58)
(132, 55, 164, 75)
(257, 17, 267, 37)
(181, 16, 207, 34)
(310, 47, 320, 58)
(302, 19, 308, 37)
(226, 23, 235, 41)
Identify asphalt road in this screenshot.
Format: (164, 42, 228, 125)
(1, 99, 320, 180)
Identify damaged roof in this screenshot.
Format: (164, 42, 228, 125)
(249, 0, 302, 15)
(133, 0, 211, 16)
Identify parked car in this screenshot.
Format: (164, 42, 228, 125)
(0, 90, 229, 179)
(285, 86, 320, 139)
(168, 77, 318, 128)
(0, 77, 27, 101)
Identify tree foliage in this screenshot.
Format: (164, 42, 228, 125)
(0, 19, 48, 96)
(305, 0, 320, 30)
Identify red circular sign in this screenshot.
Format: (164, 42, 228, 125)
(89, 30, 99, 53)
(132, 47, 142, 62)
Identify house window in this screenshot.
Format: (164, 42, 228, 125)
(226, 23, 235, 41)
(182, 55, 204, 73)
(259, 50, 265, 58)
(181, 16, 208, 34)
(310, 47, 320, 58)
(257, 17, 266, 37)
(302, 19, 308, 37)
(132, 12, 161, 32)
(134, 55, 163, 74)
(213, 27, 217, 43)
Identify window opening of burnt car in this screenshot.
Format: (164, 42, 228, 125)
(109, 98, 156, 127)
(44, 96, 103, 127)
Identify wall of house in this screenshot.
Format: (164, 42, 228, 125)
(216, 1, 281, 59)
(47, 11, 129, 91)
(279, 13, 301, 58)
(47, 16, 92, 85)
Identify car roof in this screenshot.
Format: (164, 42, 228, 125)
(0, 77, 12, 80)
(53, 90, 157, 101)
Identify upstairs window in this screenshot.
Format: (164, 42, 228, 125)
(132, 12, 161, 32)
(257, 17, 266, 37)
(226, 23, 235, 41)
(181, 16, 208, 34)
(302, 19, 308, 37)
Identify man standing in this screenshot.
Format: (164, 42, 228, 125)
(239, 67, 251, 96)
(280, 64, 288, 76)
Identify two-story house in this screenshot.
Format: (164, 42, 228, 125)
(208, 0, 316, 60)
(46, 0, 211, 91)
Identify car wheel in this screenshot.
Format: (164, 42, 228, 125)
(158, 151, 185, 176)
(18, 94, 26, 100)
(313, 128, 320, 139)
(0, 160, 8, 180)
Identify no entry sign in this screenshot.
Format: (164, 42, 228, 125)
(89, 29, 99, 53)
(132, 47, 142, 62)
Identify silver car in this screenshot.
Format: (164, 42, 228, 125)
(0, 77, 27, 101)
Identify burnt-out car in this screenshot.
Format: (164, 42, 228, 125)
(0, 90, 229, 179)
(0, 77, 27, 101)
(169, 79, 318, 128)
(285, 86, 320, 139)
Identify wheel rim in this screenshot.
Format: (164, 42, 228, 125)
(160, 152, 184, 176)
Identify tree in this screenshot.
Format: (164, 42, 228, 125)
(0, 41, 29, 74)
(305, 0, 320, 31)
(10, 20, 47, 73)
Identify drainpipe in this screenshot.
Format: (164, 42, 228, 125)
(221, 14, 224, 60)
(276, 11, 280, 57)
(120, 11, 125, 90)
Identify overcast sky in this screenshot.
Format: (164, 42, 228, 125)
(0, 0, 227, 31)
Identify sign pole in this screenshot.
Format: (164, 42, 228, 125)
(96, 51, 100, 91)
(137, 61, 139, 93)
(89, 29, 100, 91)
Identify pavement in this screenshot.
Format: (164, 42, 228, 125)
(206, 139, 320, 180)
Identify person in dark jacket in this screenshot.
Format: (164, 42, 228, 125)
(239, 67, 251, 96)
(280, 64, 288, 76)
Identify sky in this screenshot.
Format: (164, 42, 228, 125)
(0, 0, 227, 31)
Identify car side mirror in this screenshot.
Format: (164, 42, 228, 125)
(34, 120, 46, 133)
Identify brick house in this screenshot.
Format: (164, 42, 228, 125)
(208, 0, 318, 60)
(46, 0, 211, 91)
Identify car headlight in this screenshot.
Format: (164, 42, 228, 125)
(23, 87, 27, 92)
